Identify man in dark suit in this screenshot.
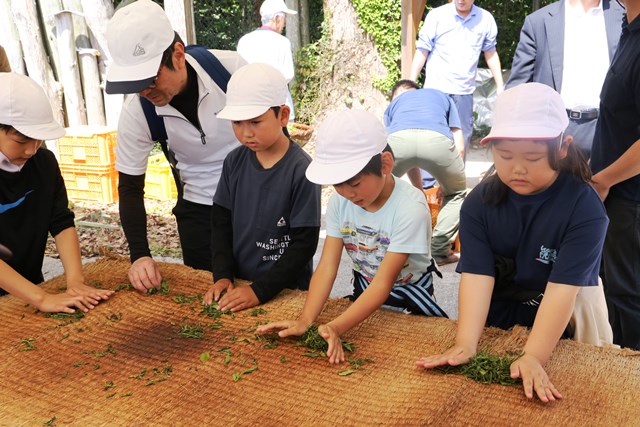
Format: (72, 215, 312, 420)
(506, 0, 625, 157)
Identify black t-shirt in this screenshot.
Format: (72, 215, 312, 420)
(0, 149, 75, 289)
(591, 14, 640, 201)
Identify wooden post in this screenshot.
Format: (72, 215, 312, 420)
(300, 0, 310, 46)
(183, 0, 196, 45)
(54, 10, 88, 126)
(285, 0, 301, 54)
(63, 0, 106, 126)
(11, 0, 65, 126)
(0, 0, 26, 74)
(37, 0, 64, 81)
(401, 0, 426, 79)
(165, 0, 188, 43)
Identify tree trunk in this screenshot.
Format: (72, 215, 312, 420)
(80, 0, 122, 128)
(532, 0, 542, 12)
(285, 0, 301, 53)
(0, 0, 25, 74)
(299, 0, 310, 46)
(54, 10, 88, 126)
(37, 0, 64, 81)
(63, 0, 106, 126)
(165, 0, 188, 43)
(11, 0, 65, 127)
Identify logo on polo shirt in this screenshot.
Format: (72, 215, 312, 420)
(133, 44, 146, 57)
(535, 245, 557, 265)
(277, 217, 287, 227)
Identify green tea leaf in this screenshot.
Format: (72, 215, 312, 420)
(199, 352, 211, 363)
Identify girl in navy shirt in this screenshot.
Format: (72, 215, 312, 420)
(417, 83, 609, 402)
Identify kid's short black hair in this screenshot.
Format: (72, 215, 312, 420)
(390, 79, 420, 100)
(341, 144, 395, 184)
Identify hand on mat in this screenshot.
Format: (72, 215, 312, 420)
(37, 292, 99, 313)
(510, 353, 562, 403)
(255, 319, 309, 338)
(203, 278, 233, 306)
(128, 257, 162, 293)
(217, 285, 259, 312)
(66, 282, 114, 304)
(415, 344, 474, 369)
(319, 324, 345, 364)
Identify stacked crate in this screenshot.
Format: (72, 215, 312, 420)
(144, 154, 178, 201)
(57, 126, 118, 204)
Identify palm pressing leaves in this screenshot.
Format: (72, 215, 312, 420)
(299, 325, 356, 354)
(435, 350, 523, 386)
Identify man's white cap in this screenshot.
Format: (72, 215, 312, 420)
(217, 63, 288, 121)
(0, 73, 65, 140)
(260, 0, 297, 16)
(481, 82, 569, 145)
(105, 0, 175, 94)
(306, 110, 388, 186)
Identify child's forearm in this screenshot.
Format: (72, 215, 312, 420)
(524, 282, 579, 364)
(0, 261, 46, 307)
(455, 274, 494, 351)
(54, 227, 85, 288)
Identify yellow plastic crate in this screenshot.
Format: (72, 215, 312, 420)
(57, 126, 117, 167)
(145, 154, 178, 201)
(61, 164, 119, 204)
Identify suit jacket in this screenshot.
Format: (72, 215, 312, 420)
(506, 0, 624, 90)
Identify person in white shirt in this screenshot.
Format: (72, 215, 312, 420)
(237, 0, 297, 120)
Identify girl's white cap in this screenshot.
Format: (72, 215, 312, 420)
(480, 82, 569, 145)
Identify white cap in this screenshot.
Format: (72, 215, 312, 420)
(306, 110, 388, 186)
(0, 73, 65, 140)
(481, 82, 569, 145)
(217, 63, 288, 121)
(105, 0, 175, 94)
(260, 0, 297, 16)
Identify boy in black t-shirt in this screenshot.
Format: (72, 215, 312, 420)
(203, 63, 321, 312)
(0, 73, 113, 312)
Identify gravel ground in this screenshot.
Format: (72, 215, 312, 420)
(43, 147, 493, 320)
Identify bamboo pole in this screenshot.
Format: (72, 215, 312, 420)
(63, 0, 106, 126)
(0, 0, 25, 74)
(37, 0, 64, 81)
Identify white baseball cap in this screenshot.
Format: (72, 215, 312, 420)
(105, 0, 175, 94)
(260, 0, 297, 16)
(481, 82, 569, 145)
(217, 63, 288, 121)
(0, 73, 65, 140)
(306, 110, 388, 186)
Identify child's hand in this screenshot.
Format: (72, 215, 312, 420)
(318, 324, 345, 364)
(256, 319, 309, 338)
(203, 278, 233, 305)
(217, 285, 259, 312)
(128, 257, 162, 293)
(37, 292, 97, 313)
(510, 353, 562, 402)
(415, 344, 475, 369)
(66, 283, 114, 302)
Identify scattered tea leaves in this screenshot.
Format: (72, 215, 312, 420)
(173, 294, 197, 304)
(106, 312, 123, 322)
(200, 352, 211, 363)
(103, 381, 115, 391)
(44, 310, 85, 327)
(178, 323, 205, 339)
(434, 350, 523, 386)
(83, 342, 116, 357)
(106, 393, 116, 399)
(147, 280, 170, 295)
(338, 369, 355, 376)
(232, 366, 259, 382)
(114, 283, 133, 292)
(302, 352, 325, 358)
(43, 416, 56, 426)
(146, 377, 167, 386)
(279, 355, 288, 364)
(73, 361, 86, 367)
(121, 392, 133, 397)
(299, 325, 355, 353)
(249, 308, 267, 317)
(201, 303, 234, 319)
(129, 369, 148, 380)
(18, 337, 37, 352)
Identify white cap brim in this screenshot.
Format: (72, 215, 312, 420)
(480, 125, 562, 145)
(14, 121, 65, 141)
(217, 104, 271, 121)
(105, 52, 163, 94)
(305, 156, 373, 186)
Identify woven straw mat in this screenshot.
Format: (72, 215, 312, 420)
(1, 258, 639, 426)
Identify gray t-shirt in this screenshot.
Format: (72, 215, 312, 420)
(213, 141, 321, 288)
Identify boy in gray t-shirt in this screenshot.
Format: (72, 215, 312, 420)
(202, 63, 321, 312)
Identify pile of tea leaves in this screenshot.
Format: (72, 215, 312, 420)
(299, 325, 355, 353)
(435, 350, 523, 386)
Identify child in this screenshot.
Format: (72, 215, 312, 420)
(258, 109, 447, 364)
(202, 63, 321, 312)
(0, 73, 113, 312)
(416, 83, 609, 402)
(384, 79, 467, 265)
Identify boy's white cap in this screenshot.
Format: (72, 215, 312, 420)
(306, 110, 388, 186)
(0, 73, 65, 140)
(217, 63, 288, 121)
(481, 82, 569, 145)
(260, 0, 298, 16)
(105, 0, 175, 94)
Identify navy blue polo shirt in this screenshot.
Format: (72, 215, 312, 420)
(591, 13, 640, 201)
